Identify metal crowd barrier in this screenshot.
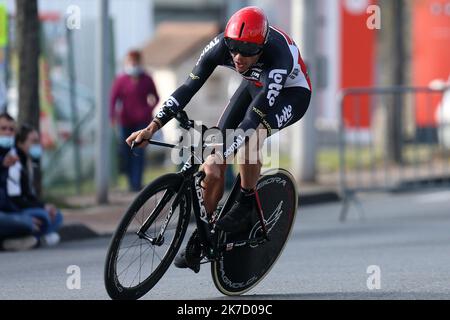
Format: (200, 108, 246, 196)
(338, 85, 450, 221)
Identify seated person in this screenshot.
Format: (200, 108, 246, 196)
(6, 124, 63, 246)
(0, 113, 40, 251)
(0, 211, 39, 251)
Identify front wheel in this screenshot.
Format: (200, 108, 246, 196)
(104, 173, 191, 300)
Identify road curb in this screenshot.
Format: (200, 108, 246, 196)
(299, 191, 341, 206)
(59, 191, 341, 242)
(391, 176, 450, 193)
(59, 223, 101, 243)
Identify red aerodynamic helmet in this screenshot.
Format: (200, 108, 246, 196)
(224, 6, 269, 56)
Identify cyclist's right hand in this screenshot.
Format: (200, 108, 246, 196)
(126, 128, 153, 148)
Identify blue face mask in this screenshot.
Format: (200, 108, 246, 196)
(0, 136, 15, 149)
(29, 144, 43, 160)
(125, 66, 142, 77)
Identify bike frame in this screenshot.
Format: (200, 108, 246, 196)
(134, 110, 270, 261)
(137, 143, 269, 262)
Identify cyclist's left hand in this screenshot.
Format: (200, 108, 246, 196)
(126, 129, 153, 148)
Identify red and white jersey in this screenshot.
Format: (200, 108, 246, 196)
(269, 26, 312, 90)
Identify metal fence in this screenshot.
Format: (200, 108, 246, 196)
(338, 85, 450, 221)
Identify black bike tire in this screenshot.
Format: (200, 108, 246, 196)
(104, 173, 191, 300)
(211, 168, 298, 296)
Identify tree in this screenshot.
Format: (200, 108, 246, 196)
(15, 0, 41, 194)
(15, 0, 40, 129)
(378, 0, 409, 164)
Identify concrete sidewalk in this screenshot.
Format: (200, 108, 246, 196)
(59, 183, 340, 242)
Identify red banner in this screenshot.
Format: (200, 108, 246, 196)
(341, 0, 376, 129)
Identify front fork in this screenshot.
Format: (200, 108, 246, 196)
(137, 180, 188, 246)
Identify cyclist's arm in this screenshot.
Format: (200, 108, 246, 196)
(152, 35, 226, 129)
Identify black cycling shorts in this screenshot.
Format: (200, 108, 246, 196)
(217, 80, 311, 137)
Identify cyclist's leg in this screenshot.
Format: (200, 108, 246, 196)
(215, 86, 311, 232)
(237, 123, 266, 190)
(214, 126, 264, 232)
(201, 156, 226, 215)
(174, 80, 252, 270)
(237, 86, 311, 193)
(262, 86, 311, 131)
(229, 82, 266, 191)
(249, 86, 310, 176)
(202, 80, 252, 216)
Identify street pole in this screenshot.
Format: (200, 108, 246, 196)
(290, 0, 317, 182)
(95, 0, 110, 203)
(67, 27, 82, 195)
(390, 0, 404, 164)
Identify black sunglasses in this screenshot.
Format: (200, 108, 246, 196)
(224, 38, 264, 57)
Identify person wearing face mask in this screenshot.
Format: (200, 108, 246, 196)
(0, 113, 41, 250)
(110, 50, 160, 192)
(5, 124, 63, 247)
(0, 113, 20, 213)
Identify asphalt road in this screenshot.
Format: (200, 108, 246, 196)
(1, 189, 449, 300)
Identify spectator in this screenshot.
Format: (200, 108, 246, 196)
(0, 113, 39, 251)
(110, 50, 160, 191)
(0, 212, 38, 251)
(7, 124, 63, 246)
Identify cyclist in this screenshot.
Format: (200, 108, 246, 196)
(126, 6, 312, 273)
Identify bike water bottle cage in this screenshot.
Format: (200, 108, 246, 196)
(225, 38, 263, 57)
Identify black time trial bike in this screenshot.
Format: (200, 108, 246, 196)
(104, 110, 299, 300)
